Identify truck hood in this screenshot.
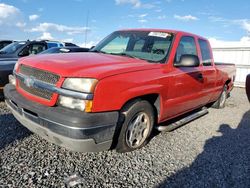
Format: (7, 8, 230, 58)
(19, 52, 160, 79)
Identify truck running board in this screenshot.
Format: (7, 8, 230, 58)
(156, 107, 208, 132)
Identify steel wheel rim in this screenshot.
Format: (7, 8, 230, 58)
(126, 112, 150, 148)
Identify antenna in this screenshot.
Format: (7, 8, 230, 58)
(84, 10, 89, 47)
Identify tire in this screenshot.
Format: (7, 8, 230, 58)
(116, 100, 155, 153)
(212, 85, 227, 109)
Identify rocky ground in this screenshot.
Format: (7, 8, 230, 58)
(0, 88, 249, 188)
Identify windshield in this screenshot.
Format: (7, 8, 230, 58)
(91, 31, 174, 63)
(0, 41, 26, 54)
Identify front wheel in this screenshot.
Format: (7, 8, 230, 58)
(116, 100, 155, 153)
(212, 85, 227, 109)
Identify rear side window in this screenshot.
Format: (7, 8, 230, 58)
(198, 39, 212, 66)
(175, 36, 197, 62)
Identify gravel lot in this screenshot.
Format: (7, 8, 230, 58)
(0, 88, 250, 188)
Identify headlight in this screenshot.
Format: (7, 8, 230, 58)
(58, 96, 93, 112)
(62, 78, 98, 93)
(14, 62, 19, 72)
(9, 74, 16, 86)
(59, 78, 97, 112)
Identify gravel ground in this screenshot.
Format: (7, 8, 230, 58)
(0, 88, 250, 188)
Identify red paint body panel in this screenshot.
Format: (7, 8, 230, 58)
(15, 29, 236, 123)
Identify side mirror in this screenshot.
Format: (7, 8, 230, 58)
(174, 54, 200, 67)
(19, 50, 30, 57)
(90, 46, 95, 50)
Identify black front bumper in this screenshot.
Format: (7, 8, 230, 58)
(4, 84, 119, 152)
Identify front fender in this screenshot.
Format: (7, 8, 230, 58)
(92, 70, 167, 112)
(119, 84, 162, 106)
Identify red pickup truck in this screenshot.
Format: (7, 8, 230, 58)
(4, 29, 236, 152)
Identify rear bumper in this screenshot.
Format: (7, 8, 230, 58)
(4, 84, 119, 152)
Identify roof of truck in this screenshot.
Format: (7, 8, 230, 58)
(118, 28, 207, 40)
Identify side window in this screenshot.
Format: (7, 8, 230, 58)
(0, 42, 10, 49)
(30, 43, 46, 54)
(0, 43, 4, 49)
(3, 42, 11, 48)
(175, 36, 197, 62)
(198, 39, 212, 66)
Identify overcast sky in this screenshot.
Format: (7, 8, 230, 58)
(0, 0, 249, 47)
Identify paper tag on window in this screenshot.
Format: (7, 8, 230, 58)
(148, 32, 170, 38)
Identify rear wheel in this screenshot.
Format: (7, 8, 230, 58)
(212, 85, 227, 109)
(116, 100, 155, 153)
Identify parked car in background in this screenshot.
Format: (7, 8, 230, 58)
(39, 47, 89, 54)
(4, 29, 236, 153)
(246, 74, 250, 102)
(0, 40, 63, 59)
(0, 40, 63, 94)
(0, 40, 14, 50)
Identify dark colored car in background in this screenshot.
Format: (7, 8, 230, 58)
(0, 40, 14, 50)
(39, 47, 89, 54)
(0, 40, 63, 93)
(0, 40, 63, 59)
(246, 74, 250, 102)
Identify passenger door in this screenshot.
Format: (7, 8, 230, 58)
(164, 36, 205, 119)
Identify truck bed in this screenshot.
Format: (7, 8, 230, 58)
(215, 62, 236, 78)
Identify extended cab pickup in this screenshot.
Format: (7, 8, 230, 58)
(4, 29, 236, 152)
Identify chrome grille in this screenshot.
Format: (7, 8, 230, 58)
(18, 65, 60, 100)
(20, 65, 60, 85)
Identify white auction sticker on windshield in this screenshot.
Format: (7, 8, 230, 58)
(148, 32, 170, 38)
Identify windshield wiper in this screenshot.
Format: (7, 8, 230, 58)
(91, 50, 153, 62)
(109, 52, 137, 59)
(90, 50, 107, 54)
(109, 52, 157, 63)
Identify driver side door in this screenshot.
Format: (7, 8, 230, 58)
(164, 36, 206, 119)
